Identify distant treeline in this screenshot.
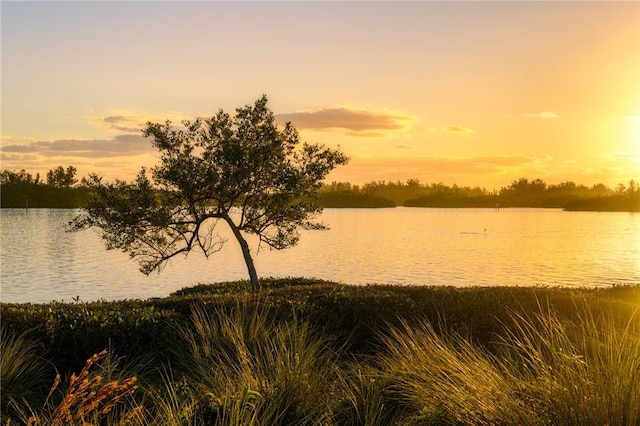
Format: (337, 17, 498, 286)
(0, 183, 93, 208)
(319, 178, 640, 212)
(0, 167, 91, 208)
(1, 168, 638, 212)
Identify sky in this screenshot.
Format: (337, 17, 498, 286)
(1, 1, 638, 190)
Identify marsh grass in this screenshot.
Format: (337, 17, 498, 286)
(333, 364, 406, 426)
(171, 302, 341, 425)
(3, 347, 144, 426)
(0, 326, 52, 423)
(379, 320, 540, 426)
(142, 369, 199, 426)
(501, 305, 640, 425)
(378, 304, 640, 425)
(3, 284, 640, 425)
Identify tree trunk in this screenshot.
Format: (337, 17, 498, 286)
(223, 215, 261, 291)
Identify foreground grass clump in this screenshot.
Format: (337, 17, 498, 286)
(2, 280, 639, 425)
(2, 347, 144, 425)
(172, 303, 341, 425)
(0, 326, 51, 420)
(379, 308, 640, 425)
(503, 308, 640, 425)
(380, 320, 539, 425)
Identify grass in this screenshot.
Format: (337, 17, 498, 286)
(2, 280, 639, 425)
(172, 302, 341, 425)
(5, 349, 143, 426)
(501, 307, 640, 425)
(379, 319, 540, 425)
(0, 326, 52, 422)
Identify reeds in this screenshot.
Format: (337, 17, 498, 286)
(379, 320, 540, 425)
(171, 302, 341, 425)
(333, 365, 403, 426)
(501, 306, 640, 425)
(0, 326, 51, 423)
(4, 294, 639, 425)
(10, 349, 143, 426)
(376, 304, 640, 425)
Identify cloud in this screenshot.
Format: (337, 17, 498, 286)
(430, 125, 475, 134)
(0, 134, 151, 158)
(100, 116, 145, 133)
(344, 131, 388, 138)
(348, 155, 541, 175)
(275, 107, 418, 136)
(89, 106, 421, 138)
(87, 111, 194, 133)
(602, 151, 640, 164)
(523, 111, 558, 119)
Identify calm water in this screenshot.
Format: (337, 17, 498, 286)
(1, 208, 638, 303)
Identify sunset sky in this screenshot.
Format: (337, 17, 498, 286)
(1, 1, 638, 190)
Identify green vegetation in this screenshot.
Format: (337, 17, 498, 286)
(2, 279, 640, 425)
(0, 167, 91, 208)
(320, 178, 640, 211)
(2, 166, 638, 212)
(70, 96, 348, 291)
(319, 190, 396, 208)
(0, 183, 92, 209)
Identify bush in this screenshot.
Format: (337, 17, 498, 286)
(1, 300, 180, 373)
(2, 281, 639, 424)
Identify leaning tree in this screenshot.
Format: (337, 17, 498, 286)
(72, 96, 348, 291)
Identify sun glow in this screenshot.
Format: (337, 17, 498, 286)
(627, 115, 640, 152)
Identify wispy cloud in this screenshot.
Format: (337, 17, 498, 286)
(0, 134, 151, 158)
(394, 145, 415, 150)
(430, 125, 475, 134)
(87, 111, 194, 133)
(345, 131, 388, 138)
(275, 107, 418, 136)
(345, 155, 542, 176)
(88, 107, 420, 138)
(523, 111, 558, 119)
(100, 116, 144, 133)
(602, 151, 640, 164)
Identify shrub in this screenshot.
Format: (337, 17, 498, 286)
(1, 301, 180, 373)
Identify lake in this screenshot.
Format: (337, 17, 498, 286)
(1, 208, 638, 303)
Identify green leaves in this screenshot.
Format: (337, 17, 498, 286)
(73, 96, 348, 290)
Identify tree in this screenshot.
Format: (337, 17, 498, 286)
(0, 169, 38, 185)
(47, 165, 77, 187)
(72, 96, 348, 291)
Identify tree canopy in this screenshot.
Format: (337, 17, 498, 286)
(47, 165, 78, 187)
(72, 96, 348, 291)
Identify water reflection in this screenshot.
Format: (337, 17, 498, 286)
(1, 208, 638, 303)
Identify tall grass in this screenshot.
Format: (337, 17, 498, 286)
(502, 306, 640, 425)
(333, 364, 405, 426)
(0, 326, 51, 423)
(379, 320, 540, 426)
(378, 305, 640, 425)
(142, 368, 200, 426)
(4, 289, 639, 425)
(170, 302, 341, 425)
(5, 349, 144, 426)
